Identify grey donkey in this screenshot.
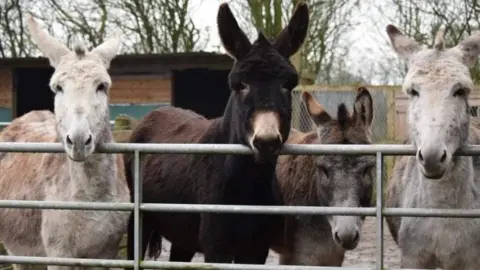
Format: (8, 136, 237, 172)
(271, 87, 375, 266)
(385, 24, 480, 269)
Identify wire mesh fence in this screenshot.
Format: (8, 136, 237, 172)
(291, 87, 395, 143)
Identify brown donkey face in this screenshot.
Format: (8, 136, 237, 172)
(303, 88, 375, 250)
(216, 2, 309, 161)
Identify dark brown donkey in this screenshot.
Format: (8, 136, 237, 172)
(271, 87, 375, 266)
(123, 1, 309, 266)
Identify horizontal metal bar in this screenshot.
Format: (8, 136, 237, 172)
(383, 207, 480, 218)
(0, 255, 417, 270)
(2, 200, 480, 219)
(141, 260, 375, 269)
(141, 204, 480, 218)
(0, 255, 131, 268)
(0, 200, 134, 211)
(0, 121, 115, 128)
(140, 203, 376, 215)
(1, 141, 480, 155)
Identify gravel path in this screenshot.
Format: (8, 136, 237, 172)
(154, 217, 401, 268)
(343, 217, 401, 268)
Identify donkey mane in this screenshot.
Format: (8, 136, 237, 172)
(336, 103, 350, 131)
(234, 33, 296, 81)
(73, 41, 87, 58)
(277, 129, 319, 204)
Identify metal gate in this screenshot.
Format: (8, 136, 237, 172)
(0, 141, 478, 270)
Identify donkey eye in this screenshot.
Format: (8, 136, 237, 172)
(96, 83, 107, 92)
(55, 85, 63, 93)
(409, 88, 419, 97)
(453, 88, 467, 97)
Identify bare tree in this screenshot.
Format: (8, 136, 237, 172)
(0, 0, 34, 57)
(39, 0, 110, 48)
(108, 0, 208, 54)
(1, 0, 208, 57)
(367, 0, 480, 84)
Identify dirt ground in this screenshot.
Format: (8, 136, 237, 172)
(154, 217, 401, 267)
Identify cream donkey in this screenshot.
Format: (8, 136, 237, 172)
(0, 17, 130, 270)
(385, 25, 480, 269)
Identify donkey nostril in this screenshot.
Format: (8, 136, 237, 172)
(418, 150, 424, 161)
(353, 231, 360, 243)
(66, 135, 73, 145)
(252, 136, 282, 153)
(440, 150, 447, 163)
(334, 231, 341, 243)
(85, 135, 92, 146)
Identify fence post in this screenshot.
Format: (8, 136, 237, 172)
(375, 152, 384, 270)
(133, 150, 142, 270)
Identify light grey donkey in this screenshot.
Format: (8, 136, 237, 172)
(385, 24, 480, 269)
(0, 17, 130, 270)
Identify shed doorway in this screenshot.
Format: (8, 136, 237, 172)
(14, 67, 54, 118)
(172, 68, 231, 119)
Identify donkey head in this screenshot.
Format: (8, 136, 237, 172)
(217, 1, 309, 161)
(302, 87, 375, 250)
(27, 17, 120, 162)
(387, 25, 480, 179)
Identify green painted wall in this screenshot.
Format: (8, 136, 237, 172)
(0, 108, 12, 122)
(0, 103, 169, 123)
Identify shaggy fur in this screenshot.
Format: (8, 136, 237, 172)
(123, 1, 309, 266)
(271, 87, 375, 266)
(0, 17, 130, 270)
(385, 24, 480, 269)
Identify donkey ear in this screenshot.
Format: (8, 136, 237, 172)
(386, 24, 421, 62)
(26, 16, 70, 68)
(91, 31, 122, 69)
(351, 86, 373, 129)
(302, 91, 331, 126)
(452, 30, 480, 68)
(273, 1, 309, 57)
(217, 2, 252, 60)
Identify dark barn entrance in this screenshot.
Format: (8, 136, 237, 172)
(172, 68, 231, 119)
(13, 67, 54, 118)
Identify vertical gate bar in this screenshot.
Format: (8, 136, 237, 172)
(133, 150, 142, 270)
(375, 152, 384, 270)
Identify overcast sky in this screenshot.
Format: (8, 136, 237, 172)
(188, 0, 404, 85)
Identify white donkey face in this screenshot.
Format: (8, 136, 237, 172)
(387, 25, 480, 179)
(27, 16, 121, 162)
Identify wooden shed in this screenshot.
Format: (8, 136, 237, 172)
(0, 52, 233, 122)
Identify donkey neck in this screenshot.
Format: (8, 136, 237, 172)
(65, 123, 117, 201)
(207, 93, 279, 203)
(416, 156, 478, 208)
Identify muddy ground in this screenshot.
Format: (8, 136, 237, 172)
(153, 217, 402, 268)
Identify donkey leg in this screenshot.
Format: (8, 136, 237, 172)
(233, 215, 273, 264)
(4, 243, 46, 270)
(199, 214, 234, 263)
(233, 240, 269, 264)
(169, 245, 195, 262)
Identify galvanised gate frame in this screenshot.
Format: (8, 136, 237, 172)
(0, 142, 479, 270)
